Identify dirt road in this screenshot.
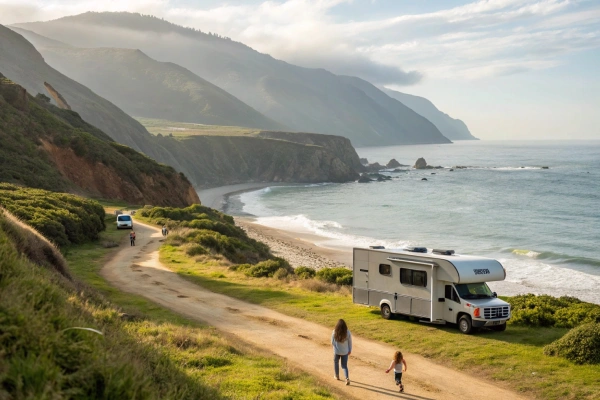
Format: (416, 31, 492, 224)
(102, 222, 528, 400)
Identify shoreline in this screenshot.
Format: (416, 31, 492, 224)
(197, 183, 274, 211)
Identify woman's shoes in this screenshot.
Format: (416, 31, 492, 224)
(346, 378, 350, 386)
(334, 375, 339, 380)
(399, 384, 404, 392)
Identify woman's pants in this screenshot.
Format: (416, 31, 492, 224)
(334, 354, 349, 379)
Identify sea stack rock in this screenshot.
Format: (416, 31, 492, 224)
(414, 158, 428, 169)
(360, 158, 369, 166)
(357, 173, 372, 183)
(366, 162, 383, 172)
(386, 158, 402, 168)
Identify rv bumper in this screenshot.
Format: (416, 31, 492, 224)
(472, 319, 509, 328)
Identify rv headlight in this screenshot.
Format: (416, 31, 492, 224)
(473, 308, 481, 318)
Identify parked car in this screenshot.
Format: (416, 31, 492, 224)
(116, 214, 133, 229)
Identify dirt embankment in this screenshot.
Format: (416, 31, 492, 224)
(41, 140, 199, 206)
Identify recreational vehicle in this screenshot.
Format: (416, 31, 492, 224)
(352, 246, 511, 334)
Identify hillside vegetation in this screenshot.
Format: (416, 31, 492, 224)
(0, 184, 105, 247)
(0, 195, 336, 399)
(0, 75, 199, 206)
(14, 12, 453, 147)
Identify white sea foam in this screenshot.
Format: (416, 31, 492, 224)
(490, 256, 600, 304)
(253, 214, 412, 251)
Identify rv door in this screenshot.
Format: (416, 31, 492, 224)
(444, 284, 460, 324)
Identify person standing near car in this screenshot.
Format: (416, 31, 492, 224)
(129, 231, 136, 246)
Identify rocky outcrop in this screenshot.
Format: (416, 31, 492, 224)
(43, 82, 71, 110)
(414, 158, 428, 169)
(360, 158, 369, 166)
(365, 162, 384, 172)
(386, 159, 404, 168)
(0, 73, 28, 111)
(357, 173, 372, 183)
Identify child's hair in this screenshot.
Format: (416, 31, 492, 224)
(393, 351, 403, 363)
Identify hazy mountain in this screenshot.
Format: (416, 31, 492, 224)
(13, 12, 451, 147)
(0, 24, 155, 153)
(383, 88, 477, 141)
(11, 28, 285, 130)
(0, 74, 199, 206)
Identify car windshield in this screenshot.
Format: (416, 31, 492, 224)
(455, 283, 493, 299)
(118, 216, 131, 221)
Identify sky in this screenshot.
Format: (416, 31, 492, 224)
(0, 0, 599, 140)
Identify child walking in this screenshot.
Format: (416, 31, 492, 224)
(385, 350, 407, 392)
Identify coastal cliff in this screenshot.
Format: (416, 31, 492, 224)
(0, 75, 199, 206)
(153, 134, 360, 187)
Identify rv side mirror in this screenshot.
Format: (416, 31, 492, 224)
(493, 292, 497, 298)
(438, 298, 445, 302)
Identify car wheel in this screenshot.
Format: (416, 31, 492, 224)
(381, 304, 393, 320)
(458, 315, 473, 334)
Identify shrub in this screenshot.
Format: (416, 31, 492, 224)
(185, 244, 208, 256)
(316, 267, 353, 286)
(544, 322, 600, 364)
(295, 266, 316, 280)
(507, 294, 600, 328)
(245, 258, 292, 278)
(273, 268, 289, 280)
(0, 184, 105, 247)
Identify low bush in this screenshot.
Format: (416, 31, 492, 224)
(544, 322, 600, 364)
(273, 268, 289, 280)
(0, 184, 105, 247)
(295, 266, 316, 279)
(507, 294, 600, 328)
(185, 244, 208, 256)
(140, 205, 269, 263)
(244, 258, 292, 278)
(316, 267, 353, 286)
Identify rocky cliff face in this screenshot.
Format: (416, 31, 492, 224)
(155, 135, 359, 187)
(0, 76, 199, 206)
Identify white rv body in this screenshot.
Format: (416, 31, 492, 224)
(352, 247, 511, 333)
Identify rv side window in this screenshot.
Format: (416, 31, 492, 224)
(400, 268, 427, 287)
(445, 285, 461, 303)
(379, 264, 391, 276)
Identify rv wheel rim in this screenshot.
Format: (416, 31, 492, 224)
(460, 320, 467, 331)
(382, 307, 390, 317)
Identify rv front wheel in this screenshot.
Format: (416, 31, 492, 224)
(381, 304, 393, 320)
(458, 315, 473, 334)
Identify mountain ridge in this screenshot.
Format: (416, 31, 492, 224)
(13, 11, 452, 147)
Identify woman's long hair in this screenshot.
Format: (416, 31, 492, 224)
(394, 351, 403, 364)
(333, 319, 348, 343)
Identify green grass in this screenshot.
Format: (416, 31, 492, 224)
(138, 117, 261, 138)
(65, 215, 337, 399)
(157, 241, 600, 400)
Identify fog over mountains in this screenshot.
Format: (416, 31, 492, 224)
(12, 12, 474, 146)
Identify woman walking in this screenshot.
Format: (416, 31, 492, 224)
(331, 319, 352, 385)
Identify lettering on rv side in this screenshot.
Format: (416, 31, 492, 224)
(473, 269, 490, 275)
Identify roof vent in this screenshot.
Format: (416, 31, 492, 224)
(369, 245, 385, 249)
(405, 246, 428, 253)
(432, 249, 455, 255)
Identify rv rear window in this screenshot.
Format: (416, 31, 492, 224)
(379, 264, 391, 276)
(400, 268, 427, 287)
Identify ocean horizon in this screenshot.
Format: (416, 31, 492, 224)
(228, 140, 600, 304)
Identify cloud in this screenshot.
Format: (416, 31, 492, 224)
(1, 0, 599, 83)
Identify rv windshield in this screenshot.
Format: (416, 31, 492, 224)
(455, 283, 494, 299)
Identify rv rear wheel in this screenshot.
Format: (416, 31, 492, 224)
(381, 304, 393, 320)
(458, 315, 473, 334)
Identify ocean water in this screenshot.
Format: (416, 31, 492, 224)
(232, 141, 600, 304)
